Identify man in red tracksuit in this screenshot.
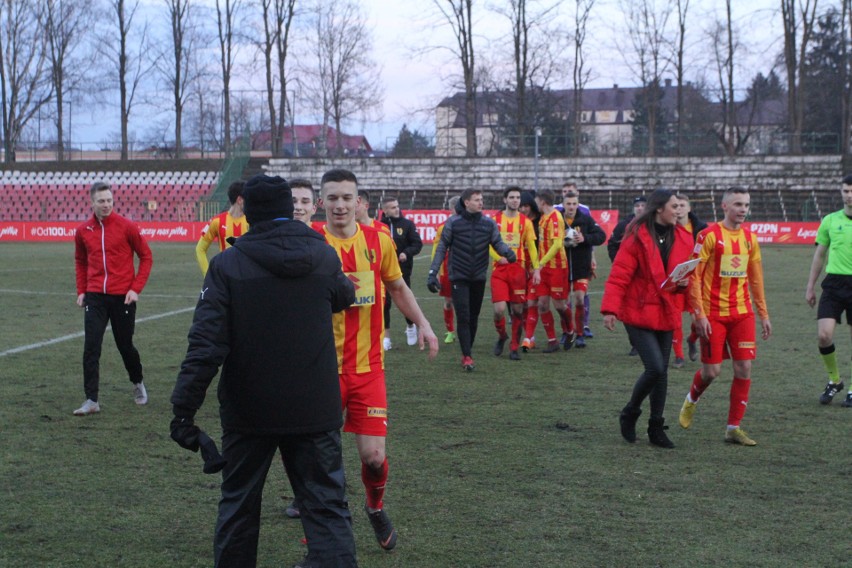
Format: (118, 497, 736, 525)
(73, 181, 153, 416)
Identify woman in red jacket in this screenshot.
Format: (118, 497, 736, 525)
(601, 189, 694, 448)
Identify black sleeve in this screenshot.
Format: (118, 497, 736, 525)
(584, 217, 607, 247)
(607, 221, 626, 262)
(329, 253, 356, 313)
(403, 220, 423, 258)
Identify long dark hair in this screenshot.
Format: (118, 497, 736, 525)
(626, 188, 676, 241)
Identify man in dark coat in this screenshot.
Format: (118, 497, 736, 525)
(169, 174, 357, 568)
(607, 195, 647, 262)
(379, 196, 424, 347)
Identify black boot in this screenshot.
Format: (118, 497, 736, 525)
(619, 406, 642, 443)
(647, 417, 675, 449)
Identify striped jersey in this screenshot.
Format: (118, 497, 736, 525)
(538, 209, 567, 269)
(491, 211, 539, 270)
(692, 223, 768, 319)
(195, 211, 249, 275)
(322, 224, 402, 374)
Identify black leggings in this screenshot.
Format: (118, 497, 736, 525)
(450, 279, 487, 358)
(624, 324, 673, 420)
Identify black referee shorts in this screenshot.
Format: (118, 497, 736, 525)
(818, 274, 852, 324)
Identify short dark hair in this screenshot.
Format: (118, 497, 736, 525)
(90, 181, 111, 198)
(562, 181, 577, 190)
(289, 178, 313, 191)
(321, 168, 358, 186)
(563, 190, 578, 199)
(227, 180, 245, 205)
(503, 185, 523, 198)
(843, 174, 852, 185)
(381, 195, 398, 205)
(460, 188, 482, 206)
(536, 188, 555, 206)
(358, 189, 371, 202)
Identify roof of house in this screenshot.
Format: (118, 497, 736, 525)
(252, 125, 372, 153)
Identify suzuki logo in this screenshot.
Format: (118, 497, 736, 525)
(347, 274, 361, 290)
(730, 256, 742, 269)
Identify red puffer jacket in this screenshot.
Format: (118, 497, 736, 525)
(75, 213, 153, 296)
(601, 223, 693, 331)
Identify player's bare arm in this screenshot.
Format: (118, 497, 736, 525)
(385, 277, 439, 358)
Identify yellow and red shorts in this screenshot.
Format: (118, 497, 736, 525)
(700, 313, 756, 364)
(491, 263, 528, 304)
(536, 267, 569, 301)
(569, 278, 589, 294)
(340, 369, 388, 436)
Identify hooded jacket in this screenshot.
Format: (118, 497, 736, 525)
(75, 212, 153, 296)
(379, 210, 423, 273)
(428, 200, 516, 282)
(171, 220, 355, 434)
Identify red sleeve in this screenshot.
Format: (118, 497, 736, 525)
(129, 224, 153, 293)
(601, 233, 640, 316)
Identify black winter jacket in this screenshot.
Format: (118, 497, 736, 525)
(607, 214, 635, 262)
(379, 212, 423, 274)
(564, 211, 607, 281)
(686, 211, 708, 241)
(171, 220, 355, 435)
(428, 203, 516, 282)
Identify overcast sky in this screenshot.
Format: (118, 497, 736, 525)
(69, 0, 791, 152)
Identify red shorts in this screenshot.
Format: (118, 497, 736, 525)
(569, 279, 589, 294)
(491, 263, 528, 304)
(700, 314, 757, 364)
(340, 369, 387, 436)
(537, 267, 568, 300)
(439, 272, 452, 298)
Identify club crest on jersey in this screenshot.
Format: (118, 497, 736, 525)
(363, 248, 377, 263)
(396, 227, 404, 236)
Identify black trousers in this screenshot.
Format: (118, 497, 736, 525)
(624, 324, 673, 420)
(384, 267, 413, 328)
(214, 429, 357, 568)
(450, 279, 487, 358)
(82, 293, 143, 402)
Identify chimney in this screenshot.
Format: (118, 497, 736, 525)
(665, 78, 672, 88)
(613, 84, 618, 89)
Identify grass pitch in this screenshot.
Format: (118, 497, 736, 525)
(0, 242, 847, 567)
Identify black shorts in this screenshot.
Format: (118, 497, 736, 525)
(818, 274, 852, 324)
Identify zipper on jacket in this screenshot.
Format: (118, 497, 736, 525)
(99, 219, 108, 293)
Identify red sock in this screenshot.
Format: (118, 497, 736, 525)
(541, 311, 556, 341)
(727, 377, 751, 427)
(362, 458, 389, 511)
(524, 307, 539, 339)
(510, 313, 523, 351)
(443, 307, 455, 332)
(574, 304, 585, 338)
(688, 323, 698, 344)
(495, 316, 507, 338)
(673, 323, 684, 358)
(689, 370, 708, 402)
(556, 307, 572, 334)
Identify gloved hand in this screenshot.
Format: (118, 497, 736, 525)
(170, 415, 201, 452)
(426, 271, 441, 293)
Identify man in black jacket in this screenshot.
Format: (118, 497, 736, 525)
(427, 189, 516, 371)
(380, 196, 424, 347)
(170, 175, 358, 568)
(563, 191, 607, 349)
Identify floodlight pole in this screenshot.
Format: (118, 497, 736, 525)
(534, 127, 542, 192)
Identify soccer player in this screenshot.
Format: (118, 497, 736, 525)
(562, 190, 606, 349)
(558, 181, 596, 338)
(291, 178, 317, 225)
(195, 181, 248, 276)
(678, 187, 772, 446)
(431, 196, 460, 345)
(490, 186, 540, 360)
(805, 174, 852, 407)
(672, 193, 707, 367)
(380, 195, 423, 349)
(532, 188, 571, 353)
(427, 189, 516, 371)
(519, 191, 541, 351)
(319, 168, 439, 551)
(73, 181, 153, 415)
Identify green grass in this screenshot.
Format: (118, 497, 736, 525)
(0, 242, 847, 567)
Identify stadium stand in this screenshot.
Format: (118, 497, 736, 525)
(0, 170, 218, 222)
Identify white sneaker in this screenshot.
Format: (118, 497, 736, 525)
(405, 324, 418, 346)
(133, 382, 148, 405)
(383, 337, 392, 351)
(73, 399, 100, 416)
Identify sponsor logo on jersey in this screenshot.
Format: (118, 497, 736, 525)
(367, 407, 387, 418)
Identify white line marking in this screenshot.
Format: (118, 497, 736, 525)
(0, 289, 197, 299)
(0, 306, 195, 358)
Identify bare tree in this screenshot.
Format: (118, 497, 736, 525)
(432, 0, 477, 157)
(619, 0, 673, 157)
(257, 0, 296, 157)
(842, 0, 851, 154)
(0, 0, 52, 163)
(571, 0, 594, 157)
(214, 0, 243, 154)
(781, 0, 819, 154)
(673, 0, 689, 155)
(306, 0, 382, 157)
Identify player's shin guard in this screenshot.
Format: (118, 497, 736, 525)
(583, 294, 591, 327)
(541, 311, 556, 341)
(362, 458, 389, 511)
(510, 313, 524, 351)
(689, 369, 709, 402)
(495, 315, 507, 338)
(574, 305, 585, 339)
(819, 344, 841, 382)
(556, 307, 572, 334)
(443, 307, 455, 332)
(524, 307, 538, 339)
(727, 377, 751, 428)
(672, 323, 684, 359)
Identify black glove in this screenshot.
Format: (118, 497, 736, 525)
(170, 415, 201, 452)
(198, 431, 227, 474)
(427, 271, 441, 293)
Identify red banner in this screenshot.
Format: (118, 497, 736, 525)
(0, 221, 206, 242)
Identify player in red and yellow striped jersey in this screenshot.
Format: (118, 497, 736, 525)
(195, 181, 248, 276)
(320, 168, 438, 551)
(528, 188, 571, 352)
(431, 196, 460, 344)
(678, 188, 772, 446)
(490, 186, 540, 360)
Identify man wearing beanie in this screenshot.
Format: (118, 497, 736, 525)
(170, 174, 359, 567)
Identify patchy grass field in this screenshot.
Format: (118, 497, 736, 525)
(0, 242, 847, 567)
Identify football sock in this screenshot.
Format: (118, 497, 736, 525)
(510, 312, 524, 351)
(818, 344, 840, 383)
(688, 323, 698, 344)
(672, 323, 684, 358)
(556, 307, 572, 334)
(362, 458, 389, 511)
(443, 307, 455, 332)
(541, 311, 556, 341)
(525, 307, 539, 339)
(727, 377, 751, 428)
(574, 304, 585, 339)
(583, 293, 591, 327)
(689, 370, 708, 402)
(495, 316, 507, 338)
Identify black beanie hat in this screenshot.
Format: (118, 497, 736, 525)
(242, 174, 294, 224)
